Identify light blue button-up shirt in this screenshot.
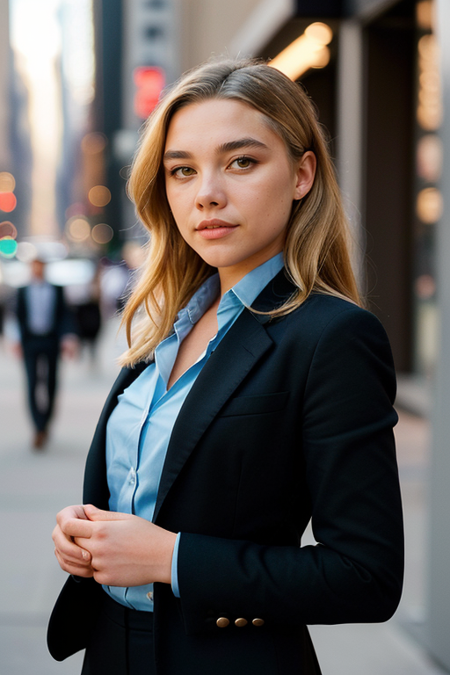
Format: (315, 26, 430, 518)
(27, 282, 56, 334)
(104, 253, 284, 611)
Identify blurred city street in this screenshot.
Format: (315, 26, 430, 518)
(0, 315, 446, 675)
(1, 0, 450, 672)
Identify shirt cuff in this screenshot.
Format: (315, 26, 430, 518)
(171, 532, 181, 598)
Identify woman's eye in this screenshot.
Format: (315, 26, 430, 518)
(172, 166, 195, 177)
(231, 156, 255, 169)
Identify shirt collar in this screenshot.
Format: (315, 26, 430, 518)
(181, 274, 220, 326)
(220, 252, 284, 312)
(180, 252, 285, 326)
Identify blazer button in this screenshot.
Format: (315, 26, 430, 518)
(216, 617, 230, 628)
(252, 618, 265, 627)
(235, 618, 248, 627)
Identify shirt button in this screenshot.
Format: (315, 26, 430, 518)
(252, 618, 265, 627)
(216, 617, 230, 628)
(129, 468, 136, 485)
(146, 591, 153, 602)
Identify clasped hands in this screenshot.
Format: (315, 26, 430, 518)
(52, 504, 177, 587)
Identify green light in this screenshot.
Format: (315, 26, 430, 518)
(0, 237, 18, 258)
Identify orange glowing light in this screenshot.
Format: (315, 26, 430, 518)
(417, 34, 442, 131)
(0, 192, 17, 212)
(0, 172, 16, 192)
(67, 216, 91, 241)
(88, 185, 111, 208)
(416, 187, 443, 223)
(81, 132, 107, 155)
(92, 222, 113, 245)
(269, 22, 333, 81)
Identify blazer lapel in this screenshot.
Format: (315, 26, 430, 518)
(153, 308, 273, 521)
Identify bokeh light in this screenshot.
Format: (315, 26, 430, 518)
(16, 241, 38, 262)
(416, 134, 443, 182)
(0, 221, 18, 239)
(416, 0, 434, 30)
(416, 187, 443, 223)
(81, 132, 107, 155)
(417, 34, 442, 131)
(0, 236, 18, 258)
(304, 22, 333, 46)
(88, 185, 112, 208)
(122, 241, 146, 269)
(66, 216, 91, 241)
(268, 22, 333, 81)
(0, 172, 16, 192)
(415, 273, 436, 299)
(92, 222, 114, 244)
(0, 193, 18, 212)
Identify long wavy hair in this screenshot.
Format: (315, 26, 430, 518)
(120, 58, 362, 367)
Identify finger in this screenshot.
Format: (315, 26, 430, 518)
(84, 504, 133, 522)
(54, 548, 94, 578)
(53, 526, 91, 563)
(62, 518, 94, 539)
(73, 537, 93, 560)
(56, 505, 88, 528)
(54, 547, 90, 569)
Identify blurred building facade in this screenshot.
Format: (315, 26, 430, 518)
(0, 0, 10, 172)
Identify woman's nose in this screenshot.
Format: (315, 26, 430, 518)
(195, 174, 226, 210)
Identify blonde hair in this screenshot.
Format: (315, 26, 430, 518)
(120, 58, 362, 367)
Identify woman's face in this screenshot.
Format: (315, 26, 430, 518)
(163, 98, 316, 291)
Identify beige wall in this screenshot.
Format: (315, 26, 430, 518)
(179, 0, 275, 70)
(0, 0, 10, 168)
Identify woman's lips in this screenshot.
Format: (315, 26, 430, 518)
(196, 219, 238, 240)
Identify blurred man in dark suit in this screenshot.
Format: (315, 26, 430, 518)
(12, 258, 78, 449)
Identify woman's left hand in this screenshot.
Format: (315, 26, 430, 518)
(64, 504, 177, 587)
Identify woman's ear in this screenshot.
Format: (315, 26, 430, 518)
(293, 151, 317, 200)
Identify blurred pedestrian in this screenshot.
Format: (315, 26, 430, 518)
(10, 257, 78, 449)
(70, 263, 102, 364)
(49, 59, 403, 674)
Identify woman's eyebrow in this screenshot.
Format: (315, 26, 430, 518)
(163, 138, 268, 163)
(163, 150, 192, 161)
(217, 138, 268, 153)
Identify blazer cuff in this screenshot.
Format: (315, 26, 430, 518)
(171, 532, 181, 598)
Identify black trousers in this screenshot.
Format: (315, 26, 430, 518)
(81, 592, 156, 675)
(22, 336, 59, 432)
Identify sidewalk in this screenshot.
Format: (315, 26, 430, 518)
(0, 318, 446, 674)
(0, 318, 123, 675)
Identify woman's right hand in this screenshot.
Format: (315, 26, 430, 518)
(52, 505, 95, 578)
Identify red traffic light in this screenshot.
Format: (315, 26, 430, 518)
(133, 66, 165, 119)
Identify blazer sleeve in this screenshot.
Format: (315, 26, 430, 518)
(174, 307, 404, 635)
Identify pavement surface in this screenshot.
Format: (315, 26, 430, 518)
(0, 317, 447, 675)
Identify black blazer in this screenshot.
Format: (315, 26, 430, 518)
(16, 284, 73, 343)
(48, 270, 404, 675)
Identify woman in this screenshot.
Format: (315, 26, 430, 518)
(49, 58, 404, 675)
